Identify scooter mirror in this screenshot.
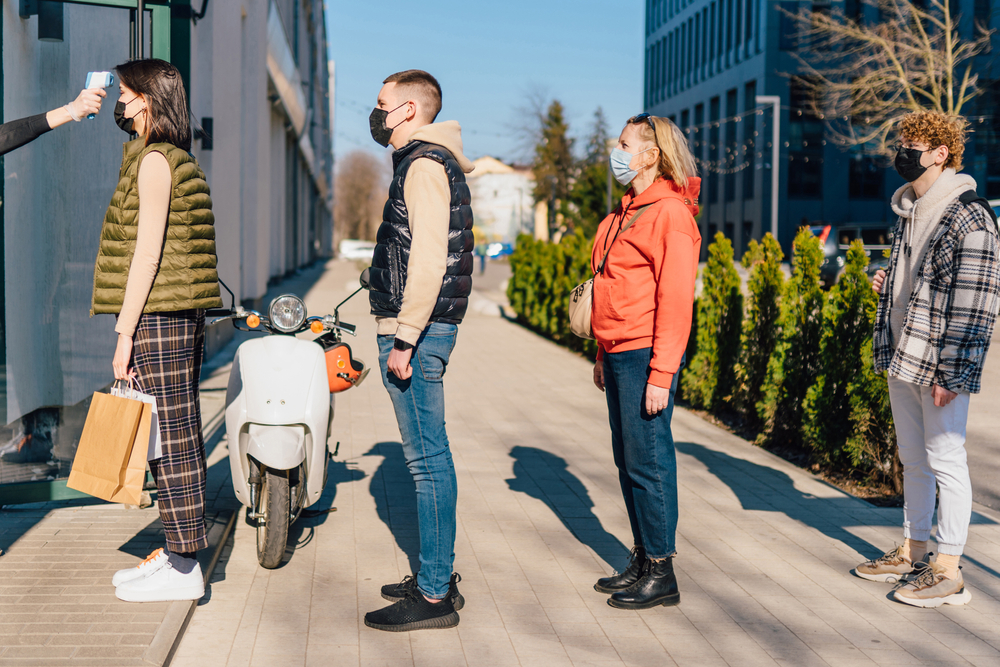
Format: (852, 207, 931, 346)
(359, 267, 371, 291)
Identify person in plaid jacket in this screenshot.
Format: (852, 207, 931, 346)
(853, 112, 1000, 608)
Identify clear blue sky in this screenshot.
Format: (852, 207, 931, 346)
(325, 0, 645, 165)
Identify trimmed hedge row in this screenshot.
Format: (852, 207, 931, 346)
(507, 228, 898, 486)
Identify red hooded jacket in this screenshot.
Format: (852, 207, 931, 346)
(591, 176, 702, 388)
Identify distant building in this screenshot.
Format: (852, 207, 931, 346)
(642, 0, 1000, 258)
(467, 157, 535, 243)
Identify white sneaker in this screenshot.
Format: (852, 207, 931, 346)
(115, 557, 205, 602)
(112, 548, 168, 587)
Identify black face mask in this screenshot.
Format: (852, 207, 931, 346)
(114, 96, 143, 134)
(894, 146, 929, 182)
(369, 102, 407, 147)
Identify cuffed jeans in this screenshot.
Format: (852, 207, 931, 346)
(377, 322, 459, 599)
(888, 376, 972, 556)
(603, 347, 680, 559)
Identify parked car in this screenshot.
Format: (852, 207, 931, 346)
(338, 239, 376, 261)
(810, 223, 893, 288)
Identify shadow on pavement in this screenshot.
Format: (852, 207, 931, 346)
(287, 459, 366, 555)
(675, 440, 1000, 582)
(364, 441, 421, 573)
(505, 445, 631, 571)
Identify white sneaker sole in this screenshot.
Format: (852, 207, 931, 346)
(115, 584, 205, 603)
(853, 568, 911, 583)
(893, 587, 973, 608)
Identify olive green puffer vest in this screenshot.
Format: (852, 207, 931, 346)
(92, 138, 222, 315)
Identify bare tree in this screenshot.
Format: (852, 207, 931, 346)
(786, 0, 994, 152)
(334, 150, 388, 242)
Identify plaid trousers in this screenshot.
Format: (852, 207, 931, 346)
(132, 309, 208, 553)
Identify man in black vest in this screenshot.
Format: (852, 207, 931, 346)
(363, 70, 475, 632)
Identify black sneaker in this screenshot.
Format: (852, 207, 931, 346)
(364, 586, 460, 632)
(381, 572, 465, 610)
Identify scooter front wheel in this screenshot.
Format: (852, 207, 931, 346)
(256, 469, 289, 569)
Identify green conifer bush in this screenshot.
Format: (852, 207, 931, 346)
(802, 240, 877, 463)
(758, 227, 827, 449)
(681, 233, 743, 410)
(733, 234, 785, 430)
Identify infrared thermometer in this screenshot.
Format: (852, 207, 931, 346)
(84, 71, 115, 119)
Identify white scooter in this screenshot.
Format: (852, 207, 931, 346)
(209, 275, 369, 568)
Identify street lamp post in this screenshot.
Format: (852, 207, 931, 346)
(756, 95, 781, 242)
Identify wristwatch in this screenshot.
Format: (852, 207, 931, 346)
(393, 338, 414, 352)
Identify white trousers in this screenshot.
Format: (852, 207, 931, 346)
(888, 376, 972, 556)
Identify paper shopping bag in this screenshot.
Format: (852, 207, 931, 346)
(112, 384, 162, 461)
(67, 390, 150, 505)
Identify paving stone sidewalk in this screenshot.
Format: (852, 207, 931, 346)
(168, 260, 1000, 667)
(0, 365, 235, 666)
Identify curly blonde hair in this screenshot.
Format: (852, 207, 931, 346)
(629, 115, 699, 188)
(897, 112, 969, 171)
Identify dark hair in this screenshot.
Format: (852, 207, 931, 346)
(383, 69, 442, 122)
(115, 58, 192, 151)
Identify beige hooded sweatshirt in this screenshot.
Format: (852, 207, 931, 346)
(889, 168, 977, 345)
(376, 121, 475, 345)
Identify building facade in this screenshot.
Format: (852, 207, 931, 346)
(0, 0, 333, 493)
(643, 0, 1000, 258)
(467, 156, 535, 244)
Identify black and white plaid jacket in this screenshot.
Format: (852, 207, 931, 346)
(873, 193, 1000, 393)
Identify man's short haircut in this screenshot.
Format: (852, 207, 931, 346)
(383, 70, 442, 122)
(898, 111, 969, 171)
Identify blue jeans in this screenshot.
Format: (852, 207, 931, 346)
(603, 347, 680, 559)
(377, 322, 459, 599)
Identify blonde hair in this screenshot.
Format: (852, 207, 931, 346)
(628, 115, 699, 187)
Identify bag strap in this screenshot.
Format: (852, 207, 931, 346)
(958, 189, 999, 232)
(597, 204, 654, 275)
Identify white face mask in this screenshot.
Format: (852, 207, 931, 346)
(609, 147, 653, 185)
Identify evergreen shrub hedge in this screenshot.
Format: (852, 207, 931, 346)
(506, 230, 897, 485)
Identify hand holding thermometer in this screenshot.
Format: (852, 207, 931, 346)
(84, 71, 115, 119)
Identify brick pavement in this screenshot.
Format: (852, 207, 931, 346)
(167, 260, 1000, 667)
(0, 362, 235, 666)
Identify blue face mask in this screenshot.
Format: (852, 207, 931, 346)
(609, 147, 652, 185)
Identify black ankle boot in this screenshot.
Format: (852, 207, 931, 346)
(608, 557, 680, 609)
(595, 547, 647, 594)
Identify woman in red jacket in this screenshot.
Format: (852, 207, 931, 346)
(591, 113, 701, 609)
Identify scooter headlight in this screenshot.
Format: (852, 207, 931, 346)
(268, 295, 306, 333)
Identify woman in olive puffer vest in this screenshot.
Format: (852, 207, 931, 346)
(97, 59, 221, 604)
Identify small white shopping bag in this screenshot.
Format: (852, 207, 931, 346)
(111, 380, 162, 461)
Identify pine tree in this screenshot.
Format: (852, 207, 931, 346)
(759, 227, 827, 449)
(570, 108, 625, 238)
(802, 241, 877, 463)
(532, 101, 575, 233)
(681, 233, 743, 411)
(733, 234, 785, 430)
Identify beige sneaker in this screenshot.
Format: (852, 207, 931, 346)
(893, 560, 972, 608)
(854, 545, 919, 583)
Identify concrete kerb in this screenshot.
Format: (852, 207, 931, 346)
(142, 416, 238, 667)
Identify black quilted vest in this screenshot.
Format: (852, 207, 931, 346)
(369, 141, 475, 324)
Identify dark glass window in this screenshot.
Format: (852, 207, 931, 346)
(742, 221, 754, 256)
(779, 2, 798, 50)
(735, 0, 743, 48)
(694, 14, 701, 77)
(725, 88, 738, 201)
(744, 80, 757, 200)
(788, 79, 824, 199)
(695, 103, 705, 175)
(688, 18, 695, 82)
(726, 0, 734, 53)
(680, 25, 686, 91)
(975, 0, 990, 27)
(848, 155, 884, 199)
(702, 8, 709, 74)
(745, 0, 754, 44)
(845, 0, 863, 21)
(681, 108, 690, 132)
(717, 0, 724, 58)
(709, 96, 721, 203)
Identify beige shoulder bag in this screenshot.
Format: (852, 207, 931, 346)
(568, 204, 653, 340)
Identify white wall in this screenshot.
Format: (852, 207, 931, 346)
(467, 171, 535, 243)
